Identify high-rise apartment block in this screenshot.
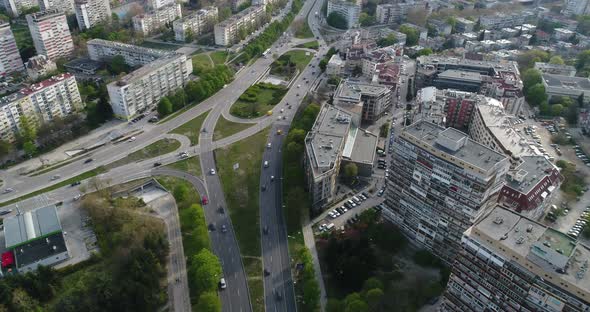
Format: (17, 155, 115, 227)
(39, 0, 75, 13)
(74, 0, 111, 30)
(147, 0, 174, 10)
(107, 53, 192, 119)
(133, 3, 182, 36)
(173, 6, 218, 42)
(327, 0, 361, 29)
(375, 3, 422, 25)
(2, 0, 37, 16)
(442, 206, 590, 312)
(26, 10, 75, 61)
(0, 73, 81, 142)
(384, 120, 510, 263)
(563, 0, 590, 16)
(214, 5, 266, 46)
(0, 22, 24, 77)
(87, 39, 170, 67)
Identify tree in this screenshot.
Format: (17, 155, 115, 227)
(188, 249, 222, 294)
(107, 55, 129, 75)
(11, 288, 41, 312)
(173, 184, 189, 202)
(185, 28, 195, 43)
(517, 50, 550, 70)
(22, 141, 37, 157)
(551, 104, 564, 116)
(302, 279, 320, 311)
(376, 33, 397, 47)
(157, 97, 173, 116)
(362, 277, 383, 293)
(399, 25, 419, 46)
(0, 140, 12, 158)
(359, 12, 376, 26)
(344, 163, 358, 180)
(365, 288, 384, 308)
(326, 299, 344, 312)
(415, 48, 433, 57)
(19, 115, 36, 142)
(526, 84, 548, 106)
(577, 50, 590, 70)
(198, 291, 221, 312)
(549, 56, 565, 65)
(327, 12, 347, 29)
(522, 68, 543, 93)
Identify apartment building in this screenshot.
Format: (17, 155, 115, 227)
(0, 22, 24, 77)
(147, 0, 174, 10)
(133, 3, 182, 36)
(87, 39, 171, 67)
(231, 0, 248, 11)
(304, 105, 352, 208)
(376, 3, 412, 24)
(327, 0, 360, 29)
(1, 0, 37, 16)
(25, 55, 57, 80)
(478, 11, 534, 30)
(26, 10, 75, 61)
(39, 0, 75, 13)
(214, 5, 266, 46)
(107, 53, 192, 119)
(563, 0, 590, 16)
(384, 120, 510, 263)
(442, 206, 590, 312)
(0, 93, 36, 142)
(454, 17, 475, 33)
(542, 74, 590, 103)
(173, 6, 218, 42)
(333, 79, 392, 123)
(534, 62, 577, 77)
(74, 0, 111, 30)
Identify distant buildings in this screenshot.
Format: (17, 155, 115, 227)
(147, 0, 174, 10)
(375, 3, 421, 25)
(107, 53, 192, 119)
(26, 9, 75, 61)
(454, 17, 475, 33)
(442, 206, 590, 312)
(74, 0, 111, 30)
(563, 0, 590, 16)
(327, 0, 361, 29)
(333, 79, 392, 123)
(478, 11, 534, 30)
(173, 6, 218, 42)
(542, 74, 590, 104)
(25, 55, 57, 80)
(1, 0, 37, 16)
(87, 39, 170, 67)
(133, 3, 182, 36)
(214, 5, 266, 46)
(0, 22, 24, 77)
(39, 0, 75, 13)
(534, 62, 577, 77)
(384, 120, 510, 263)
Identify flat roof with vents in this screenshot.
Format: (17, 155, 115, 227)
(4, 205, 62, 249)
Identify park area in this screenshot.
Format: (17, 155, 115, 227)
(270, 50, 314, 80)
(230, 83, 287, 119)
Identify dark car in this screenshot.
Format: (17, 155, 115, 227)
(263, 226, 269, 235)
(70, 181, 81, 187)
(84, 158, 93, 164)
(0, 209, 12, 216)
(264, 268, 271, 276)
(208, 223, 216, 231)
(218, 205, 224, 214)
(153, 162, 162, 167)
(261, 184, 267, 191)
(221, 225, 227, 233)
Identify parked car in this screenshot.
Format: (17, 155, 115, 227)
(202, 196, 208, 205)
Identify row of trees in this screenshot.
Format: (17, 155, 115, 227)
(398, 25, 420, 46)
(318, 47, 338, 72)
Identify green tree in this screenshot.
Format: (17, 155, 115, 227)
(188, 249, 222, 294)
(376, 33, 397, 47)
(158, 97, 173, 116)
(399, 25, 419, 46)
(549, 56, 565, 65)
(525, 84, 548, 106)
(379, 124, 388, 137)
(539, 101, 551, 116)
(362, 277, 383, 293)
(365, 288, 384, 308)
(107, 55, 129, 75)
(11, 288, 41, 312)
(577, 50, 590, 70)
(302, 279, 320, 311)
(327, 12, 347, 29)
(23, 141, 36, 157)
(173, 184, 189, 202)
(522, 68, 542, 94)
(19, 115, 36, 142)
(185, 29, 195, 43)
(0, 140, 12, 158)
(517, 50, 550, 70)
(551, 104, 564, 116)
(344, 163, 358, 180)
(415, 48, 433, 57)
(198, 291, 221, 312)
(359, 12, 376, 26)
(327, 299, 343, 312)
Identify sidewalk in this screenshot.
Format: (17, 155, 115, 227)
(302, 216, 327, 311)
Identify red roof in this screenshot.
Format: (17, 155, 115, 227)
(20, 73, 74, 96)
(1, 251, 14, 268)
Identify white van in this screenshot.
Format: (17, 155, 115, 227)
(264, 161, 269, 168)
(326, 223, 335, 231)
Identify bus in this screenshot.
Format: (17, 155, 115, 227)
(262, 48, 271, 58)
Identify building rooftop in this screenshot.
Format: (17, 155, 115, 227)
(20, 73, 74, 96)
(470, 206, 590, 296)
(403, 120, 507, 172)
(4, 205, 62, 249)
(107, 53, 185, 87)
(342, 125, 378, 165)
(437, 69, 482, 83)
(417, 55, 519, 74)
(505, 155, 559, 195)
(174, 6, 217, 24)
(305, 105, 352, 176)
(64, 58, 102, 72)
(543, 74, 590, 91)
(26, 9, 63, 21)
(14, 232, 67, 269)
(87, 39, 171, 58)
(334, 80, 390, 103)
(216, 5, 263, 27)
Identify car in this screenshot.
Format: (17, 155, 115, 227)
(336, 207, 344, 214)
(202, 196, 208, 205)
(267, 143, 272, 149)
(84, 158, 93, 164)
(377, 189, 385, 197)
(208, 223, 216, 231)
(50, 175, 61, 180)
(70, 181, 81, 187)
(296, 93, 300, 97)
(221, 225, 227, 233)
(264, 268, 271, 276)
(275, 290, 283, 301)
(73, 194, 82, 201)
(128, 137, 136, 142)
(210, 168, 216, 175)
(264, 161, 269, 168)
(344, 202, 352, 209)
(148, 116, 159, 123)
(2, 188, 14, 194)
(153, 162, 162, 167)
(362, 191, 369, 198)
(263, 226, 269, 234)
(0, 209, 12, 216)
(219, 278, 227, 289)
(261, 184, 267, 191)
(270, 176, 275, 182)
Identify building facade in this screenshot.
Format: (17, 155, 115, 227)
(173, 6, 218, 42)
(563, 0, 590, 16)
(384, 120, 510, 263)
(133, 3, 182, 36)
(534, 62, 576, 77)
(333, 79, 392, 123)
(26, 9, 75, 61)
(147, 0, 174, 10)
(327, 0, 360, 29)
(107, 53, 192, 119)
(25, 55, 57, 80)
(0, 22, 24, 77)
(74, 0, 111, 30)
(542, 74, 590, 103)
(214, 5, 266, 46)
(1, 0, 37, 16)
(442, 206, 590, 312)
(39, 0, 75, 13)
(87, 39, 170, 67)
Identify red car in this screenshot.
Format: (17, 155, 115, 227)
(202, 196, 208, 205)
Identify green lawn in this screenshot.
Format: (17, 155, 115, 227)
(106, 138, 181, 169)
(170, 111, 209, 145)
(213, 116, 254, 141)
(210, 51, 228, 65)
(0, 167, 106, 208)
(164, 156, 202, 177)
(269, 50, 313, 81)
(296, 40, 319, 50)
(230, 83, 287, 119)
(215, 127, 269, 312)
(192, 53, 213, 73)
(295, 21, 314, 39)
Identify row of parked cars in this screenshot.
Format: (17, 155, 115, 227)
(327, 192, 370, 219)
(573, 145, 590, 167)
(567, 206, 590, 239)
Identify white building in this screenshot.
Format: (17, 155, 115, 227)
(25, 55, 57, 80)
(0, 93, 36, 142)
(327, 0, 360, 29)
(107, 53, 192, 119)
(173, 6, 218, 42)
(133, 3, 182, 36)
(0, 22, 24, 77)
(534, 62, 576, 77)
(74, 0, 111, 30)
(326, 54, 344, 76)
(39, 0, 75, 13)
(375, 3, 418, 25)
(1, 0, 38, 16)
(87, 39, 171, 67)
(26, 9, 75, 61)
(563, 0, 590, 16)
(542, 74, 590, 103)
(214, 5, 266, 46)
(147, 0, 174, 10)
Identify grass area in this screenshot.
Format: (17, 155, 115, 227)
(139, 41, 179, 50)
(269, 50, 313, 80)
(294, 20, 314, 39)
(295, 40, 319, 50)
(215, 127, 269, 312)
(213, 116, 254, 141)
(230, 83, 287, 119)
(192, 53, 213, 72)
(0, 166, 106, 208)
(170, 111, 210, 145)
(210, 51, 228, 65)
(164, 156, 202, 177)
(106, 138, 181, 169)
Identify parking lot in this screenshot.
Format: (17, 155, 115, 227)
(315, 191, 384, 234)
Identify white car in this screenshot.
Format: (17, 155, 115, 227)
(74, 194, 82, 201)
(128, 136, 136, 142)
(179, 152, 189, 158)
(219, 278, 227, 289)
(267, 143, 272, 149)
(210, 168, 216, 175)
